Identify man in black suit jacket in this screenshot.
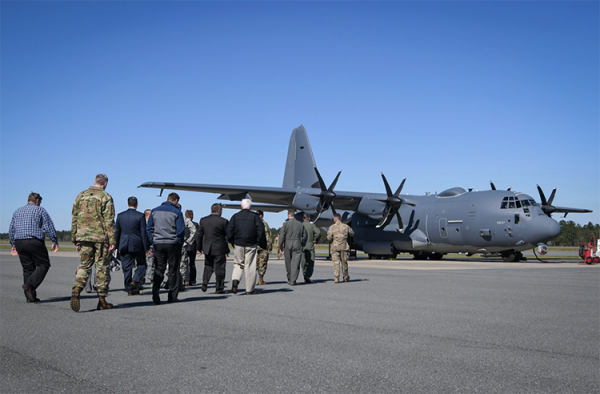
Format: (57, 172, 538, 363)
(115, 196, 149, 295)
(197, 203, 229, 294)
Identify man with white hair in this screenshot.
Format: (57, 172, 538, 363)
(226, 199, 267, 295)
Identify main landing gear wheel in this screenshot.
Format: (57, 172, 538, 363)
(502, 250, 522, 262)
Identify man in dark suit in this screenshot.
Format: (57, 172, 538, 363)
(115, 196, 149, 295)
(197, 203, 229, 294)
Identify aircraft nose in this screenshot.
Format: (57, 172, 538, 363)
(533, 216, 561, 242)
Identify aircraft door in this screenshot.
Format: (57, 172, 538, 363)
(439, 218, 448, 238)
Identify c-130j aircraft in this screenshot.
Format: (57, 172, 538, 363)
(139, 126, 592, 262)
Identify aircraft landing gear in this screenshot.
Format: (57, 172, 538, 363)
(412, 252, 445, 260)
(502, 250, 523, 262)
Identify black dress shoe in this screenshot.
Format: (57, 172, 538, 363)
(22, 284, 36, 302)
(27, 298, 41, 303)
(152, 290, 161, 305)
(215, 289, 224, 294)
(232, 280, 239, 294)
(201, 282, 208, 293)
(304, 277, 312, 284)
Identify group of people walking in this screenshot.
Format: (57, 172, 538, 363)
(8, 174, 355, 311)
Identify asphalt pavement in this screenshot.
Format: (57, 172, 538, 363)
(1, 251, 598, 393)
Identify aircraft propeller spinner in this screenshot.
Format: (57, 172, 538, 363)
(536, 184, 557, 217)
(311, 167, 342, 222)
(375, 173, 415, 229)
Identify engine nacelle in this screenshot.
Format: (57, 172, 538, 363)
(291, 193, 320, 212)
(538, 243, 548, 255)
(363, 241, 395, 256)
(392, 229, 430, 251)
(356, 198, 386, 218)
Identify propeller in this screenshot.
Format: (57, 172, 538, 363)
(310, 167, 342, 222)
(536, 185, 557, 217)
(490, 181, 511, 191)
(375, 173, 416, 229)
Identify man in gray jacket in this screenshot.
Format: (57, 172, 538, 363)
(146, 193, 185, 305)
(279, 210, 307, 286)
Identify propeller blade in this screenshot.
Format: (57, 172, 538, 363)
(376, 207, 392, 228)
(490, 181, 496, 190)
(314, 167, 327, 191)
(393, 178, 406, 197)
(547, 188, 557, 205)
(536, 184, 548, 206)
(329, 170, 342, 192)
(395, 210, 404, 230)
(381, 173, 393, 197)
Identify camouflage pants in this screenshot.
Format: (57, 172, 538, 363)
(301, 248, 315, 279)
(276, 249, 281, 260)
(180, 245, 189, 284)
(331, 250, 349, 281)
(73, 242, 111, 297)
(257, 247, 269, 276)
(145, 246, 154, 284)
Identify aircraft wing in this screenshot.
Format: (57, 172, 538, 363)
(138, 181, 368, 212)
(551, 206, 593, 217)
(139, 182, 298, 206)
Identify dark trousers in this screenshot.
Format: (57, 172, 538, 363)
(187, 250, 197, 283)
(14, 238, 51, 290)
(153, 243, 181, 301)
(121, 251, 147, 291)
(203, 254, 226, 291)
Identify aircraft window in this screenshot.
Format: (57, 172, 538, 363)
(529, 199, 538, 206)
(521, 199, 530, 207)
(516, 200, 521, 208)
(503, 197, 509, 201)
(509, 197, 515, 201)
(501, 201, 508, 209)
(508, 201, 515, 209)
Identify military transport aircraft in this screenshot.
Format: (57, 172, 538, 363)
(139, 126, 592, 262)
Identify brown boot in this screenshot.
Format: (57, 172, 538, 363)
(258, 276, 266, 285)
(70, 287, 82, 312)
(97, 296, 113, 310)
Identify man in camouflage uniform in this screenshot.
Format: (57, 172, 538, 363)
(300, 213, 321, 283)
(327, 213, 354, 283)
(273, 234, 280, 259)
(144, 209, 154, 285)
(279, 210, 307, 286)
(180, 209, 197, 288)
(256, 210, 272, 285)
(70, 174, 116, 312)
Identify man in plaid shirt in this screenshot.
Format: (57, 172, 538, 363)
(9, 192, 59, 302)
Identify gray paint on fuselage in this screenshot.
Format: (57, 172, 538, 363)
(347, 189, 561, 255)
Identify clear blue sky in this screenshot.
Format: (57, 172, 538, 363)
(2, 1, 598, 233)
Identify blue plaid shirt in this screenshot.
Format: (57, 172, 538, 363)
(9, 203, 58, 247)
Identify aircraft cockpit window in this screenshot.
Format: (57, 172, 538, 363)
(529, 199, 538, 207)
(516, 200, 521, 208)
(508, 201, 515, 208)
(521, 199, 531, 207)
(501, 201, 508, 209)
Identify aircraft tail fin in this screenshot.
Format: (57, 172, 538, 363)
(282, 125, 319, 189)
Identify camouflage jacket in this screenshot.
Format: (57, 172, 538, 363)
(71, 186, 116, 244)
(327, 222, 354, 252)
(258, 219, 272, 251)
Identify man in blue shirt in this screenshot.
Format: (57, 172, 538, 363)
(9, 192, 59, 302)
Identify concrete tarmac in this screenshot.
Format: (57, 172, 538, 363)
(1, 251, 598, 393)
